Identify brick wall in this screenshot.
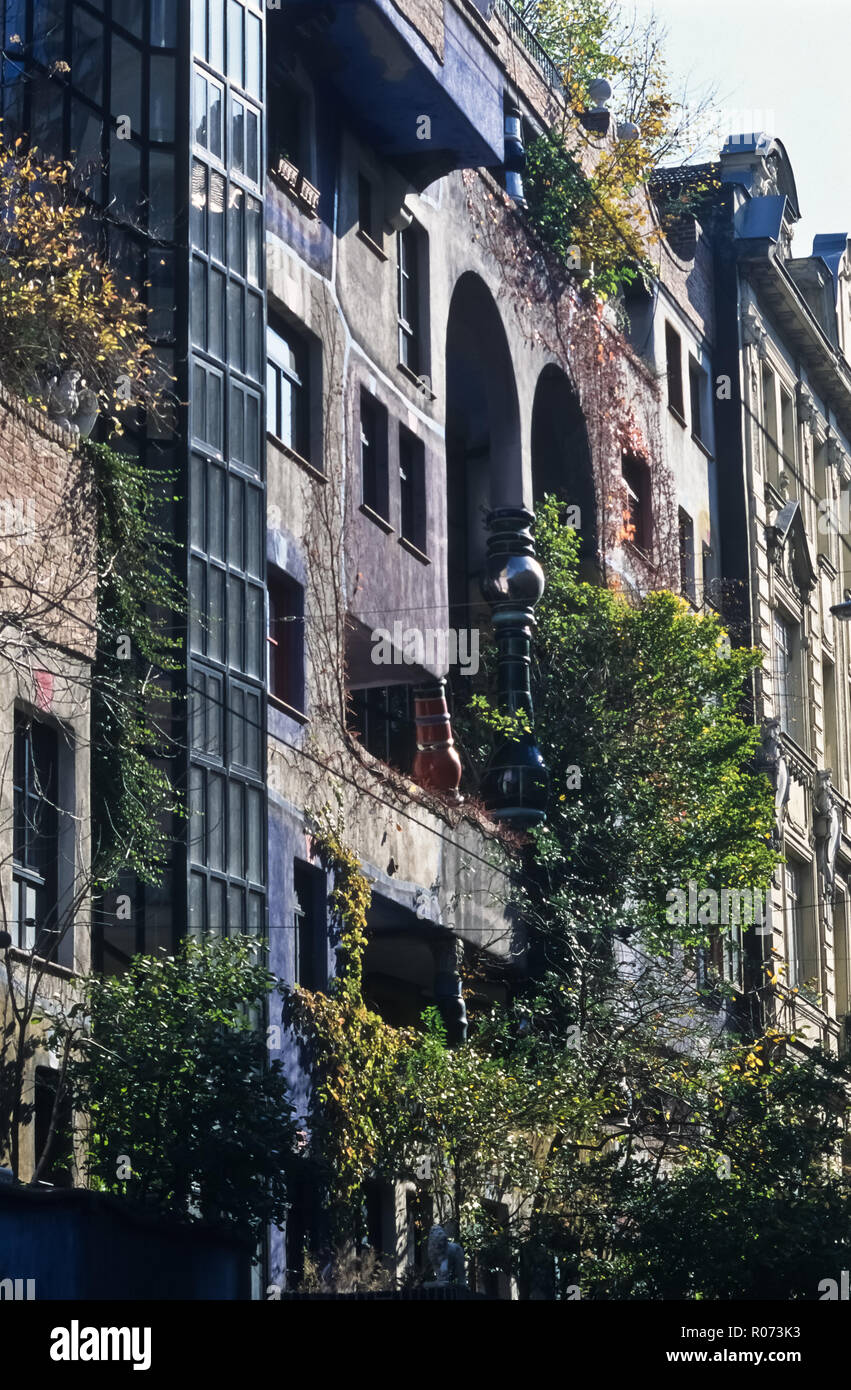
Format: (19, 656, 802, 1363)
(0, 389, 96, 663)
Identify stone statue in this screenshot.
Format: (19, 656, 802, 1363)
(426, 1225, 466, 1287)
(758, 718, 790, 847)
(45, 370, 99, 438)
(814, 770, 842, 908)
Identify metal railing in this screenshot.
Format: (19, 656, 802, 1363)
(493, 0, 564, 93)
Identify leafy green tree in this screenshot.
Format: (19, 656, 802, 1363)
(66, 936, 295, 1245)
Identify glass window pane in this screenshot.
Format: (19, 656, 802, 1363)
(149, 249, 175, 340)
(231, 97, 245, 173)
(228, 281, 244, 372)
(208, 773, 225, 871)
(34, 0, 64, 66)
(149, 150, 175, 237)
(151, 0, 178, 47)
(247, 891, 264, 933)
(118, 0, 144, 40)
(210, 172, 226, 261)
(230, 383, 245, 465)
(190, 454, 205, 551)
(246, 196, 262, 284)
(111, 34, 142, 132)
(246, 391, 260, 472)
(207, 674, 224, 757)
(70, 99, 103, 201)
(109, 134, 142, 218)
(246, 293, 262, 381)
(209, 82, 224, 160)
(191, 0, 206, 56)
(193, 363, 207, 442)
(208, 566, 225, 662)
(228, 782, 244, 877)
(30, 77, 64, 161)
(191, 257, 207, 347)
(228, 575, 244, 668)
(247, 787, 263, 883)
(228, 473, 244, 569)
(190, 557, 205, 652)
(246, 585, 263, 677)
(208, 876, 226, 931)
(246, 108, 259, 183)
(191, 159, 207, 249)
(149, 56, 175, 141)
(210, 0, 225, 71)
(228, 185, 244, 273)
(209, 266, 226, 359)
(228, 884, 245, 934)
(266, 361, 278, 437)
(228, 0, 244, 85)
(209, 463, 225, 561)
(246, 486, 262, 575)
(194, 72, 208, 147)
(72, 11, 103, 106)
(246, 12, 261, 98)
(208, 371, 223, 449)
(189, 872, 205, 934)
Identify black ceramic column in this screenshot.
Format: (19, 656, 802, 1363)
(479, 507, 548, 827)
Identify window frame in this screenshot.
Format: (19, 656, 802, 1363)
(268, 566, 306, 715)
(665, 322, 685, 422)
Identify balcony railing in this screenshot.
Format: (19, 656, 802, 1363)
(493, 0, 564, 93)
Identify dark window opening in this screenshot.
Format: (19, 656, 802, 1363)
(34, 1067, 72, 1188)
(622, 453, 651, 554)
(360, 391, 389, 519)
(689, 356, 707, 443)
(349, 684, 414, 771)
(678, 508, 696, 602)
(399, 425, 426, 553)
(665, 322, 684, 419)
(268, 569, 305, 712)
(293, 860, 327, 992)
(13, 717, 59, 955)
(397, 224, 420, 374)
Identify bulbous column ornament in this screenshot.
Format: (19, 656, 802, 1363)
(412, 678, 463, 798)
(479, 507, 549, 827)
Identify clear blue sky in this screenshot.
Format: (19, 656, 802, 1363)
(634, 0, 851, 254)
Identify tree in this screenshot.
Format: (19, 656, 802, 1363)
(65, 936, 295, 1246)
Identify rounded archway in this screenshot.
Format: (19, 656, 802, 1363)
(531, 364, 597, 575)
(445, 273, 522, 622)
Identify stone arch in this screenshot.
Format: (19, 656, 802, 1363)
(444, 271, 522, 623)
(531, 363, 597, 575)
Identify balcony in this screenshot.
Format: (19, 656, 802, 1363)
(270, 0, 506, 188)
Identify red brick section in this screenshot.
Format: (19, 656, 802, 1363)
(0, 388, 96, 664)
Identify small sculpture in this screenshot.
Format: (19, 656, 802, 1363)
(46, 370, 99, 438)
(814, 770, 842, 908)
(426, 1225, 467, 1287)
(758, 718, 790, 847)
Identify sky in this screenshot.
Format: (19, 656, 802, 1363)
(632, 0, 851, 254)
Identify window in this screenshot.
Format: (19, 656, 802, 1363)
(780, 387, 796, 469)
(784, 862, 807, 987)
(399, 426, 427, 554)
(358, 174, 374, 238)
(13, 717, 59, 954)
(268, 76, 310, 172)
(268, 569, 305, 712)
(360, 391, 389, 519)
(349, 685, 415, 771)
(231, 93, 260, 184)
(665, 323, 684, 419)
(773, 612, 803, 744)
(194, 69, 224, 160)
(622, 453, 651, 553)
(824, 660, 839, 787)
(267, 321, 309, 460)
(678, 508, 695, 602)
(762, 364, 779, 478)
(702, 542, 721, 609)
(689, 356, 708, 444)
(293, 861, 327, 991)
(397, 225, 421, 374)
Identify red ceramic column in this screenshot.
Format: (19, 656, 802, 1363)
(412, 679, 462, 797)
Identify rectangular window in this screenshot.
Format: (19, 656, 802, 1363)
(824, 660, 839, 787)
(194, 69, 224, 161)
(665, 323, 684, 420)
(622, 453, 651, 553)
(348, 685, 415, 772)
(762, 364, 779, 478)
(13, 717, 59, 955)
(293, 861, 327, 992)
(780, 386, 796, 468)
(360, 391, 389, 519)
(267, 321, 309, 459)
(773, 612, 803, 744)
(678, 508, 695, 603)
(268, 569, 305, 713)
(689, 356, 708, 444)
(785, 862, 807, 987)
(269, 80, 308, 170)
(397, 225, 421, 374)
(399, 426, 426, 553)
